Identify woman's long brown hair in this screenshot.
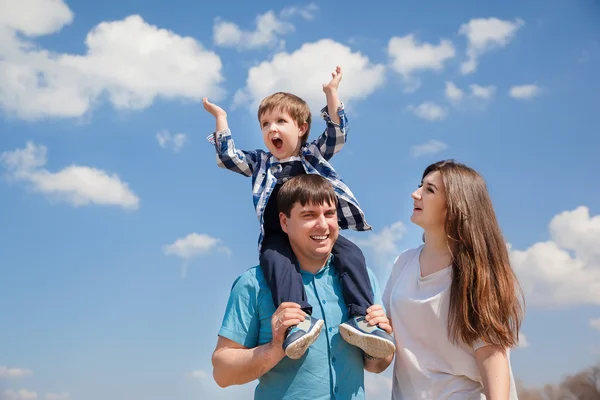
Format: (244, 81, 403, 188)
(423, 160, 524, 349)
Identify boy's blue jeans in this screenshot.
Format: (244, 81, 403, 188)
(259, 233, 373, 317)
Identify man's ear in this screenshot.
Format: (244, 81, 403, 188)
(279, 212, 289, 234)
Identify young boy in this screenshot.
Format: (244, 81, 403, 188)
(203, 66, 395, 360)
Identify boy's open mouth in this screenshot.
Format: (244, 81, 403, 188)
(271, 137, 283, 150)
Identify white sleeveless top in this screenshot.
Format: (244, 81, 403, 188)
(382, 246, 518, 399)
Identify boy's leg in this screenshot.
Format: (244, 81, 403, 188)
(334, 234, 396, 359)
(260, 232, 323, 359)
(260, 232, 312, 314)
(331, 234, 373, 317)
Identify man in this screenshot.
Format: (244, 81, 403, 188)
(212, 174, 394, 399)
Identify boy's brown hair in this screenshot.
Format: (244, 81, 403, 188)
(258, 92, 312, 144)
(277, 174, 338, 217)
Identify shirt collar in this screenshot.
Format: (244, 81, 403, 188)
(299, 254, 335, 277)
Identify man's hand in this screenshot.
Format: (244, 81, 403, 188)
(365, 304, 392, 335)
(203, 97, 227, 119)
(363, 304, 394, 373)
(271, 302, 307, 348)
(322, 66, 343, 94)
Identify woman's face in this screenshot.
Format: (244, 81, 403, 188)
(410, 170, 447, 230)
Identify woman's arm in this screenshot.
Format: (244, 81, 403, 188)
(475, 345, 510, 400)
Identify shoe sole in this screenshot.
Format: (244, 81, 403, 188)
(285, 319, 324, 360)
(338, 323, 396, 359)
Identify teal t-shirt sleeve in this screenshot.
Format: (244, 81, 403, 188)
(367, 267, 386, 314)
(218, 271, 260, 348)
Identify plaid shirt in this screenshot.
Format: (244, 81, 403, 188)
(207, 104, 371, 252)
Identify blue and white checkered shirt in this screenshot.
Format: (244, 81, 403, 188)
(207, 104, 371, 252)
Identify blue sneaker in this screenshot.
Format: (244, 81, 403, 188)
(339, 316, 396, 359)
(283, 316, 324, 360)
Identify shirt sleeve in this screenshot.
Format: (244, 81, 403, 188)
(382, 258, 398, 317)
(311, 103, 348, 161)
(382, 247, 419, 317)
(472, 339, 488, 351)
(207, 128, 261, 177)
(218, 271, 260, 348)
(367, 267, 385, 314)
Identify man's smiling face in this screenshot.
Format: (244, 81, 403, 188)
(280, 200, 339, 265)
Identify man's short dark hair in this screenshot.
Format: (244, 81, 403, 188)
(277, 175, 338, 217)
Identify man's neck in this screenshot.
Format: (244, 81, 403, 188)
(296, 254, 331, 275)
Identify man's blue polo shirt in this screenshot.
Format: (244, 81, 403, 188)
(218, 256, 383, 400)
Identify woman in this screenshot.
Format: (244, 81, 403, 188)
(382, 160, 524, 399)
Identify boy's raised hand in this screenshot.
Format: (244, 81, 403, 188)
(322, 66, 342, 93)
(203, 97, 227, 119)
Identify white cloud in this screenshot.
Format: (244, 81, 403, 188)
(518, 333, 529, 348)
(411, 140, 448, 158)
(0, 0, 73, 37)
(590, 319, 600, 332)
(0, 366, 33, 379)
(156, 130, 187, 152)
(509, 84, 541, 100)
(445, 81, 464, 102)
(0, 0, 224, 120)
(189, 370, 208, 379)
(280, 3, 319, 20)
(407, 102, 447, 122)
(388, 34, 455, 90)
(163, 233, 231, 277)
(459, 17, 524, 74)
(355, 221, 407, 266)
(45, 394, 69, 400)
(469, 84, 496, 99)
(164, 233, 226, 260)
(365, 373, 393, 398)
(213, 11, 293, 51)
(510, 206, 600, 307)
(1, 390, 38, 400)
(0, 142, 140, 209)
(234, 39, 385, 113)
(445, 82, 495, 103)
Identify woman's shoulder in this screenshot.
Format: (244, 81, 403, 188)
(392, 245, 422, 270)
(385, 245, 422, 286)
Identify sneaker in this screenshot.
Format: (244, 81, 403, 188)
(339, 316, 396, 359)
(283, 315, 324, 360)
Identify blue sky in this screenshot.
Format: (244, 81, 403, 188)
(1, 0, 599, 399)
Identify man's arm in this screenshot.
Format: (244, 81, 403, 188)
(212, 336, 285, 387)
(364, 351, 394, 373)
(212, 302, 307, 387)
(313, 66, 349, 160)
(475, 345, 510, 400)
(362, 304, 394, 373)
(203, 97, 259, 177)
